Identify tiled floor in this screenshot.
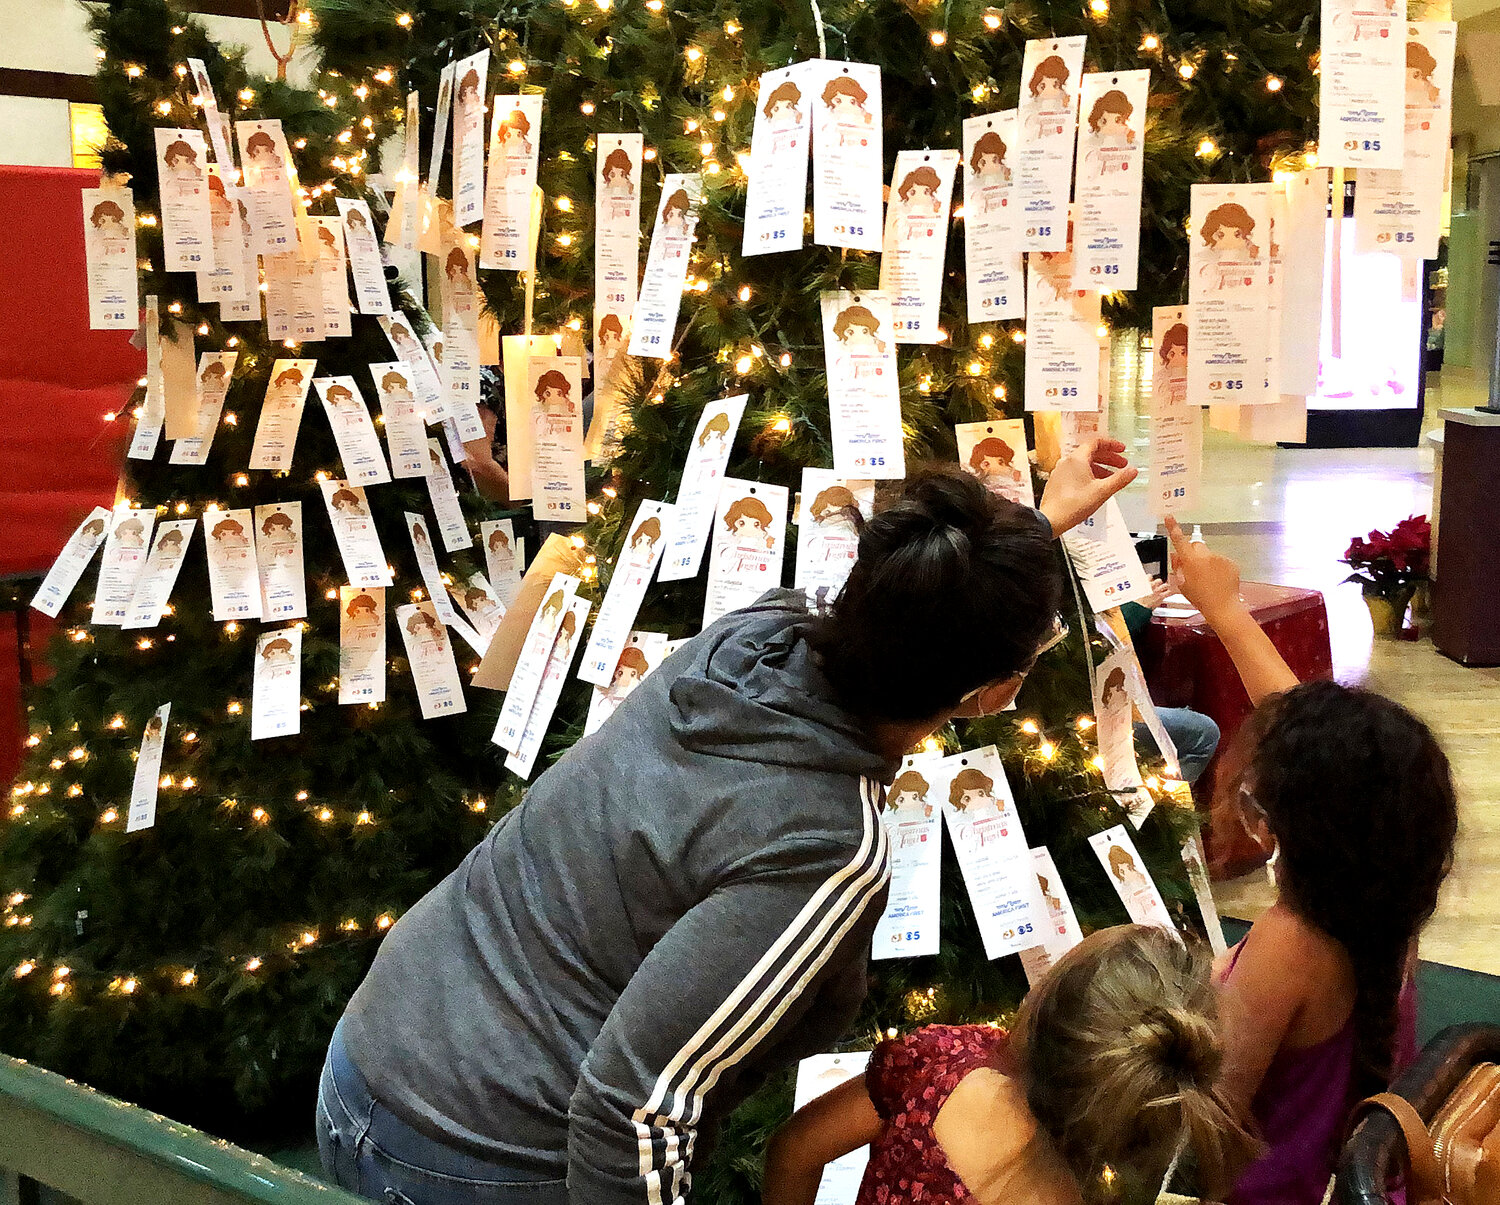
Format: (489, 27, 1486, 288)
(1102, 341, 1500, 975)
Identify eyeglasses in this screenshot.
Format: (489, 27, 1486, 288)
(956, 615, 1071, 717)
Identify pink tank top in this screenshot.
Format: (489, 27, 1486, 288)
(1221, 937, 1417, 1205)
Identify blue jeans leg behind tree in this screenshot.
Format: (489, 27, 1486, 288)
(1134, 707, 1221, 786)
(317, 1020, 569, 1205)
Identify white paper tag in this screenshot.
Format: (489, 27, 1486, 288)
(792, 471, 872, 601)
(1025, 240, 1102, 411)
(1061, 498, 1152, 611)
(128, 402, 163, 462)
(1187, 183, 1273, 406)
(493, 572, 580, 751)
(1029, 846, 1085, 959)
(962, 111, 1023, 322)
(168, 351, 236, 465)
(315, 376, 392, 485)
(1148, 306, 1202, 518)
(364, 361, 428, 478)
(92, 508, 157, 626)
(1181, 831, 1227, 956)
(579, 500, 670, 685)
(811, 61, 883, 251)
(253, 502, 306, 621)
(1321, 0, 1406, 168)
(743, 63, 814, 255)
(450, 572, 504, 640)
(424, 438, 472, 551)
(32, 507, 112, 617)
(440, 235, 484, 418)
(872, 755, 945, 960)
(1089, 825, 1177, 931)
(387, 91, 422, 252)
(1354, 22, 1454, 259)
(187, 58, 237, 181)
(235, 119, 299, 256)
(81, 188, 139, 329)
(248, 359, 316, 470)
(1278, 170, 1330, 398)
(1072, 70, 1149, 290)
(156, 129, 213, 273)
(450, 50, 490, 226)
(379, 314, 447, 422)
(405, 511, 461, 626)
(528, 356, 586, 523)
(339, 586, 387, 705)
(427, 64, 456, 204)
(398, 601, 468, 718)
(252, 627, 302, 740)
(956, 420, 1035, 508)
(263, 251, 322, 343)
(879, 149, 960, 344)
(703, 480, 789, 627)
(793, 1054, 873, 1202)
(658, 395, 749, 582)
(320, 480, 393, 586)
(503, 334, 555, 497)
(1094, 643, 1145, 793)
(335, 198, 393, 315)
(935, 747, 1046, 960)
(158, 313, 200, 439)
(120, 519, 195, 630)
(198, 167, 255, 309)
(480, 519, 525, 607)
(1016, 36, 1088, 251)
(591, 131, 644, 456)
(627, 174, 701, 358)
(506, 596, 592, 779)
(819, 290, 906, 478)
(220, 193, 262, 323)
(127, 703, 171, 832)
(480, 94, 543, 267)
(312, 217, 352, 338)
(583, 629, 668, 737)
(203, 508, 262, 620)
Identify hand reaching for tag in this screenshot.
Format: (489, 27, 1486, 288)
(1164, 517, 1243, 623)
(1038, 438, 1138, 536)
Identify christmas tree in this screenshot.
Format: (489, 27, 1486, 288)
(2, 0, 1320, 1194)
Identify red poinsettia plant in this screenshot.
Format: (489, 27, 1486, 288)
(1342, 515, 1431, 597)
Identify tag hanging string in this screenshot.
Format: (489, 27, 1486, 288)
(808, 0, 828, 59)
(256, 0, 299, 81)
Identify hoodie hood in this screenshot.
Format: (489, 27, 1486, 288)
(668, 589, 897, 781)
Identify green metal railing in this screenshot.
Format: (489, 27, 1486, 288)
(0, 1055, 364, 1205)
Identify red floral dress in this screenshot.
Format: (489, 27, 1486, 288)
(857, 1024, 1013, 1205)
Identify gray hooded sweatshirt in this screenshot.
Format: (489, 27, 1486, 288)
(340, 589, 894, 1205)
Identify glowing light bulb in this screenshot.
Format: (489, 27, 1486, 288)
(1179, 61, 1196, 79)
(685, 46, 703, 62)
(1020, 719, 1040, 735)
(770, 415, 792, 434)
(1038, 741, 1056, 760)
(1266, 75, 1283, 91)
(735, 355, 753, 373)
(1196, 138, 1217, 158)
(396, 13, 413, 27)
(179, 970, 196, 986)
(508, 59, 526, 75)
(930, 30, 947, 46)
(1090, 0, 1109, 12)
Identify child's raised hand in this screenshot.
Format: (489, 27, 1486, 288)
(1164, 517, 1243, 622)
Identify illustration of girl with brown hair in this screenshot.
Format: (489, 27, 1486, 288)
(388, 319, 421, 357)
(596, 312, 626, 377)
(717, 494, 776, 572)
(260, 509, 297, 558)
(660, 188, 695, 240)
(948, 766, 999, 816)
(1083, 89, 1136, 178)
(211, 517, 248, 546)
(629, 515, 663, 554)
(330, 487, 366, 515)
(809, 486, 858, 528)
(1033, 223, 1077, 303)
(207, 173, 233, 228)
(887, 769, 933, 819)
(602, 147, 634, 197)
(244, 129, 285, 189)
(555, 607, 580, 661)
(115, 516, 146, 548)
(261, 635, 296, 664)
(345, 206, 370, 234)
(273, 365, 305, 392)
(325, 382, 363, 425)
(81, 517, 107, 540)
(698, 410, 732, 451)
(444, 246, 473, 290)
(199, 358, 230, 389)
(496, 107, 533, 164)
(459, 583, 501, 629)
(1100, 664, 1129, 709)
(762, 79, 804, 127)
(156, 527, 186, 558)
(969, 130, 1011, 213)
(1025, 55, 1072, 139)
(380, 370, 413, 405)
(90, 200, 130, 246)
(1198, 201, 1260, 291)
(487, 525, 512, 555)
(1406, 40, 1441, 122)
(427, 334, 445, 365)
(832, 303, 888, 382)
(1158, 321, 1189, 404)
(315, 222, 343, 262)
(820, 75, 873, 147)
(1037, 873, 1062, 916)
(458, 68, 482, 109)
(968, 435, 1026, 501)
(162, 138, 201, 181)
(1106, 843, 1150, 896)
(410, 517, 429, 549)
(144, 714, 165, 742)
(406, 606, 447, 653)
(594, 643, 652, 725)
(533, 369, 576, 437)
(539, 589, 566, 629)
(346, 592, 379, 624)
(893, 164, 945, 243)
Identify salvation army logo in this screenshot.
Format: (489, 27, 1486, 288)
(1209, 380, 1223, 391)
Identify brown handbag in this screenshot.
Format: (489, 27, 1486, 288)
(1354, 1064, 1500, 1205)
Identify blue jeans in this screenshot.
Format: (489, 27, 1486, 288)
(1135, 707, 1220, 786)
(316, 1022, 568, 1205)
